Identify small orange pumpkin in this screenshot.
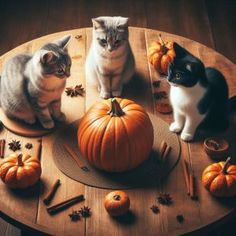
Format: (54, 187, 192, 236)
(0, 153, 42, 189)
(78, 98, 154, 172)
(202, 157, 236, 197)
(104, 191, 130, 216)
(148, 34, 175, 75)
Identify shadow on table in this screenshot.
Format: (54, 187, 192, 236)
(110, 211, 137, 226)
(7, 180, 45, 199)
(123, 72, 152, 109)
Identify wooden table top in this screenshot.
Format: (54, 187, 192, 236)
(0, 27, 236, 236)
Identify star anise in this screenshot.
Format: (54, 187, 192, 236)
(65, 84, 85, 97)
(153, 91, 168, 100)
(152, 80, 161, 88)
(176, 214, 184, 223)
(69, 210, 81, 221)
(25, 143, 33, 149)
(79, 206, 91, 218)
(157, 193, 172, 205)
(8, 140, 21, 152)
(150, 205, 160, 214)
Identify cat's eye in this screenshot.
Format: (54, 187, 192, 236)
(175, 73, 181, 79)
(115, 40, 121, 45)
(100, 39, 107, 45)
(57, 68, 64, 74)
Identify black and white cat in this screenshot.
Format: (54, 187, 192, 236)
(168, 43, 229, 141)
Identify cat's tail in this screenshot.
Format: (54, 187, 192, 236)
(229, 96, 236, 111)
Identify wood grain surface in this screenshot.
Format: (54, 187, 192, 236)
(0, 26, 236, 235)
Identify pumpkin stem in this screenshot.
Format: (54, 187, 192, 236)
(17, 154, 24, 166)
(113, 195, 121, 201)
(158, 34, 168, 54)
(108, 98, 124, 117)
(222, 157, 231, 174)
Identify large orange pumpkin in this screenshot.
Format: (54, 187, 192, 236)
(77, 98, 154, 172)
(148, 34, 175, 75)
(0, 153, 42, 189)
(202, 157, 236, 197)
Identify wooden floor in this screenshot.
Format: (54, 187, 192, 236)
(0, 0, 235, 235)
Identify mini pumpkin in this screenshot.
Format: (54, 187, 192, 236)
(148, 34, 175, 75)
(104, 191, 130, 216)
(0, 153, 42, 189)
(78, 98, 154, 172)
(202, 157, 236, 197)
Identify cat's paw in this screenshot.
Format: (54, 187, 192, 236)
(100, 91, 111, 99)
(54, 112, 66, 122)
(42, 120, 55, 129)
(180, 132, 194, 142)
(169, 122, 182, 133)
(112, 90, 122, 97)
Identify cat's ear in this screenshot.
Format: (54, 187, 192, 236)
(40, 51, 57, 65)
(173, 43, 188, 59)
(117, 17, 129, 30)
(186, 62, 205, 77)
(53, 35, 71, 49)
(92, 17, 105, 30)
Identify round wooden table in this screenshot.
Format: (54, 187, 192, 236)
(0, 27, 236, 235)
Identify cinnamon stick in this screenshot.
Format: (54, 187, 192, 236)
(181, 158, 190, 195)
(43, 179, 61, 205)
(189, 174, 197, 200)
(37, 139, 42, 160)
(47, 194, 85, 215)
(0, 139, 5, 158)
(159, 141, 167, 161)
(162, 145, 171, 161)
(63, 144, 89, 172)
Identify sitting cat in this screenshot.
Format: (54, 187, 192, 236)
(168, 43, 229, 141)
(85, 16, 135, 99)
(0, 35, 72, 129)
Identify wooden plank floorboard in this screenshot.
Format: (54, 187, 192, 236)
(145, 0, 215, 49)
(205, 0, 236, 63)
(0, 218, 20, 236)
(0, 0, 48, 54)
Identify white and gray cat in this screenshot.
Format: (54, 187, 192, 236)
(0, 35, 72, 129)
(85, 16, 135, 99)
(168, 43, 230, 141)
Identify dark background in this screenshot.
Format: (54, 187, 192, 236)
(0, 0, 236, 235)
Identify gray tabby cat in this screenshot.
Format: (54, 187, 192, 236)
(85, 16, 135, 99)
(0, 35, 71, 129)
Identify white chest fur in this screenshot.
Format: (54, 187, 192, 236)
(169, 82, 207, 141)
(93, 43, 128, 74)
(38, 76, 66, 104)
(170, 82, 206, 114)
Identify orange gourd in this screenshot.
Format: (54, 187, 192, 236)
(0, 153, 42, 189)
(202, 157, 236, 197)
(77, 98, 154, 172)
(148, 34, 175, 75)
(104, 191, 130, 216)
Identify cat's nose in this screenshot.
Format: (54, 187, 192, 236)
(107, 45, 113, 52)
